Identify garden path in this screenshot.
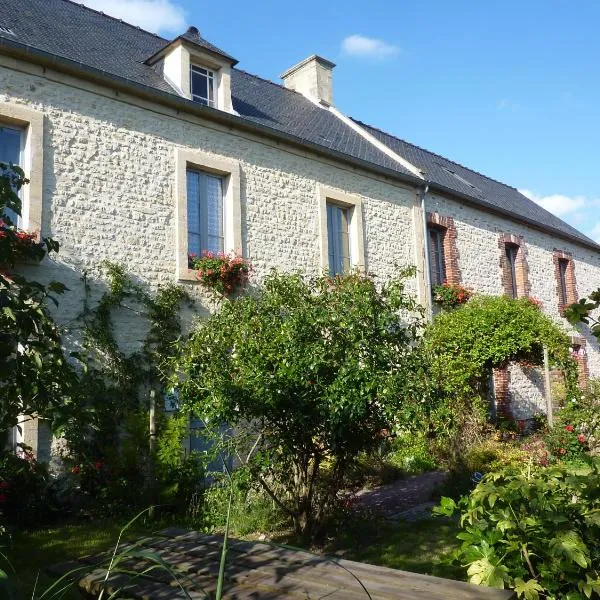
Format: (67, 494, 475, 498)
(355, 470, 447, 520)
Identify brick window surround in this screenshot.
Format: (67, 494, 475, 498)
(426, 212, 461, 285)
(492, 366, 511, 418)
(552, 250, 578, 313)
(570, 335, 590, 389)
(498, 233, 530, 298)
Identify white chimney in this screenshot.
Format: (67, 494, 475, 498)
(280, 55, 336, 106)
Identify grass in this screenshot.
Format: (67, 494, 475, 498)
(4, 518, 155, 599)
(325, 515, 464, 580)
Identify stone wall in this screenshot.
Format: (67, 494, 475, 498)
(1, 58, 600, 442)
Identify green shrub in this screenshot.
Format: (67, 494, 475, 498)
(387, 432, 438, 474)
(0, 449, 53, 527)
(436, 458, 600, 598)
(175, 269, 429, 541)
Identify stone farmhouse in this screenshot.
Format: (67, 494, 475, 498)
(2, 0, 599, 458)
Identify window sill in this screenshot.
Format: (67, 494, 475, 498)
(178, 267, 200, 282)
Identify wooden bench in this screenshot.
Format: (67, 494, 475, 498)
(49, 527, 515, 599)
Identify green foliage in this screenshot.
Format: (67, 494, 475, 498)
(564, 289, 600, 340)
(555, 380, 600, 453)
(425, 295, 577, 404)
(0, 163, 79, 435)
(436, 459, 600, 598)
(0, 450, 53, 527)
(386, 431, 438, 474)
(59, 263, 191, 515)
(175, 269, 429, 540)
(155, 413, 204, 508)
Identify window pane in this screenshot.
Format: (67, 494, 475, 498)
(187, 169, 224, 258)
(428, 227, 446, 287)
(191, 66, 215, 107)
(505, 244, 518, 299)
(558, 259, 569, 305)
(327, 203, 350, 276)
(0, 126, 22, 225)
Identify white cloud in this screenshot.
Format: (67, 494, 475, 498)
(519, 188, 587, 217)
(341, 35, 400, 59)
(80, 0, 186, 35)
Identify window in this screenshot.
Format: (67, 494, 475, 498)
(553, 251, 577, 312)
(505, 243, 519, 299)
(318, 186, 364, 276)
(558, 258, 569, 307)
(427, 227, 446, 287)
(190, 65, 216, 107)
(186, 169, 224, 258)
(0, 124, 23, 225)
(175, 148, 241, 280)
(326, 203, 350, 276)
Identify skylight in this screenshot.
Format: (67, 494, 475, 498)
(440, 165, 482, 194)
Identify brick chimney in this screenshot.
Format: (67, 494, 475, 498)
(280, 55, 335, 106)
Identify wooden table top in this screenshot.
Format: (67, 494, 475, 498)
(49, 527, 516, 599)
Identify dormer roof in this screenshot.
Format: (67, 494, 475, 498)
(145, 26, 238, 66)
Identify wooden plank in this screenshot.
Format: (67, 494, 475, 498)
(50, 531, 515, 600)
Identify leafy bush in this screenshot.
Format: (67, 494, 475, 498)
(425, 295, 577, 403)
(175, 269, 429, 540)
(0, 449, 53, 526)
(387, 432, 438, 474)
(436, 459, 600, 598)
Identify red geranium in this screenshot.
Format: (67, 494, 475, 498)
(578, 434, 587, 444)
(565, 424, 574, 432)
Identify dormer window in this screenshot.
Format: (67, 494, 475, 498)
(191, 65, 216, 107)
(146, 26, 237, 114)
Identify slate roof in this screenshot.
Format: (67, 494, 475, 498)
(0, 0, 597, 249)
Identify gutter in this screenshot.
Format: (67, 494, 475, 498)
(1, 37, 598, 254)
(419, 184, 433, 322)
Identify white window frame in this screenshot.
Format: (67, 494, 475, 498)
(190, 64, 216, 108)
(175, 148, 241, 281)
(0, 103, 44, 234)
(318, 185, 365, 274)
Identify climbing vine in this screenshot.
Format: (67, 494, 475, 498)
(425, 295, 579, 405)
(60, 261, 191, 497)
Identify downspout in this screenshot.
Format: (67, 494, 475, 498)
(419, 183, 433, 322)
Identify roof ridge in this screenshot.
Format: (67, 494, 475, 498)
(351, 117, 522, 193)
(59, 0, 169, 42)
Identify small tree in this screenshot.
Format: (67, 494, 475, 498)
(175, 269, 428, 540)
(0, 163, 76, 438)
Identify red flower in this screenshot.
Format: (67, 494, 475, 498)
(578, 434, 586, 444)
(565, 424, 574, 432)
(0, 493, 7, 504)
(94, 460, 104, 470)
(559, 447, 566, 455)
(71, 465, 81, 474)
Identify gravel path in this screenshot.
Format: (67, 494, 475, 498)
(355, 471, 447, 520)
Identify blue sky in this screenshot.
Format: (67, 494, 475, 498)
(82, 0, 600, 242)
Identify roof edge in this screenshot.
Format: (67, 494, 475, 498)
(0, 37, 598, 254)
